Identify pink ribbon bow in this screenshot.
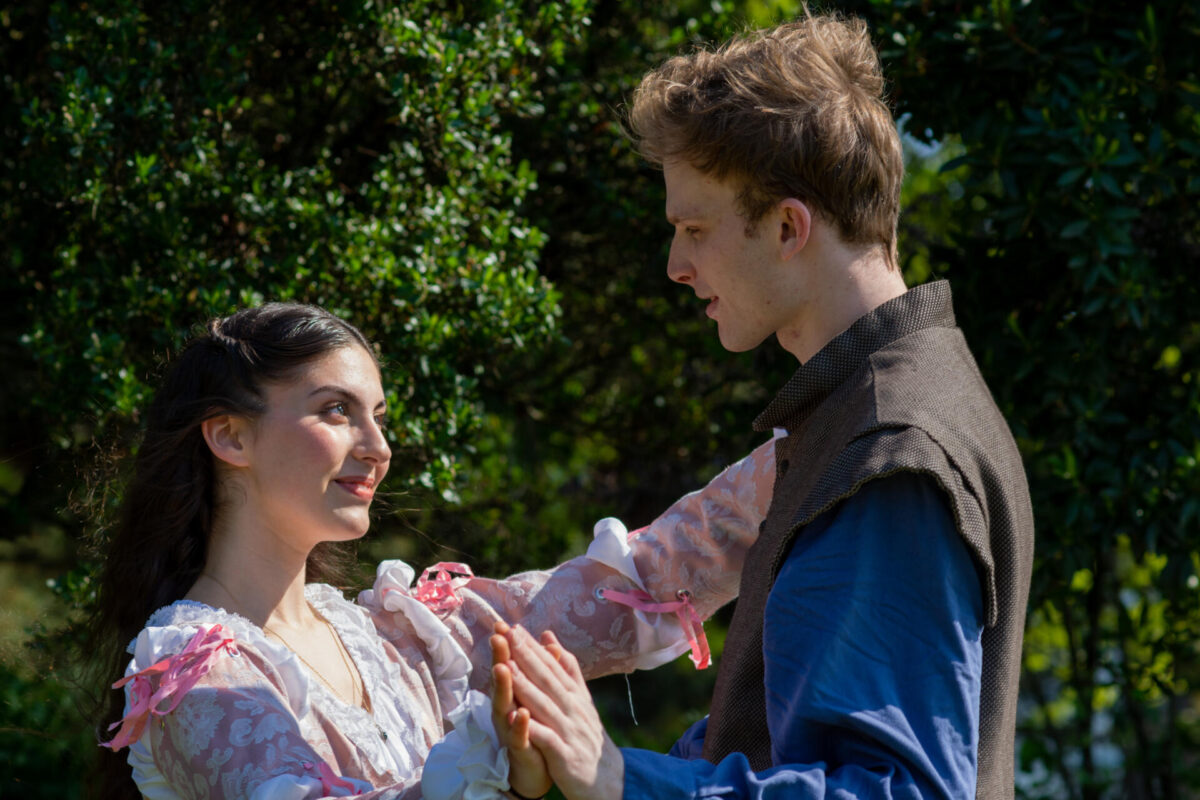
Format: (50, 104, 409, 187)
(103, 624, 238, 751)
(599, 586, 711, 670)
(414, 561, 475, 612)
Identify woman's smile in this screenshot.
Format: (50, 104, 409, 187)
(333, 475, 377, 500)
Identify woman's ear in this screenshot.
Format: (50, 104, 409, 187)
(201, 414, 253, 468)
(777, 198, 812, 259)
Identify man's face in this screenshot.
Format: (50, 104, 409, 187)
(663, 160, 800, 352)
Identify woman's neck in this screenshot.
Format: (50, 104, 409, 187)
(185, 516, 315, 630)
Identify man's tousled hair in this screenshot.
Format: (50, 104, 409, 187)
(629, 11, 903, 263)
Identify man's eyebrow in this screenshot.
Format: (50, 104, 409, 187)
(308, 385, 387, 410)
(666, 209, 701, 225)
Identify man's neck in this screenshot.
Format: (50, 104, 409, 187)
(778, 244, 907, 364)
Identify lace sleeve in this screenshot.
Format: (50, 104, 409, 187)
(120, 626, 424, 800)
(361, 437, 777, 685)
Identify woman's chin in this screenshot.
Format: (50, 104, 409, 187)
(323, 510, 372, 541)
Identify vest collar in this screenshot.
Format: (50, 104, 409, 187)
(753, 280, 957, 431)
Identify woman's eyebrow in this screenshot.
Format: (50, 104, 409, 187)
(308, 384, 351, 398)
(307, 385, 387, 410)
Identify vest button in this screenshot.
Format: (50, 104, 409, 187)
(759, 520, 767, 534)
(779, 459, 790, 477)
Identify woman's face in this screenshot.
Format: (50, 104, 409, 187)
(239, 344, 391, 549)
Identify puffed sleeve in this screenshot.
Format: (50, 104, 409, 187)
(115, 624, 424, 800)
(358, 436, 777, 685)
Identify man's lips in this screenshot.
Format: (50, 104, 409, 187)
(334, 476, 376, 500)
(705, 296, 719, 319)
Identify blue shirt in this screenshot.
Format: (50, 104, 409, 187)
(623, 473, 985, 799)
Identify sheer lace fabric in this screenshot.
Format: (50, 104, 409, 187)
(120, 438, 776, 799)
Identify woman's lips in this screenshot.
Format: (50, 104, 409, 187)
(334, 478, 375, 500)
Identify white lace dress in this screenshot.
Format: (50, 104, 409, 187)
(113, 438, 777, 799)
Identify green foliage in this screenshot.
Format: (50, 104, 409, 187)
(411, 0, 787, 572)
(3, 0, 580, 493)
(0, 661, 91, 799)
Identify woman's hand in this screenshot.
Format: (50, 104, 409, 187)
(498, 624, 624, 800)
(491, 622, 553, 800)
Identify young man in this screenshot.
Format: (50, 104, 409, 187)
(494, 13, 1034, 799)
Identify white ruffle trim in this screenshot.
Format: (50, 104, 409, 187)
(585, 517, 691, 670)
(421, 690, 510, 800)
(359, 560, 472, 713)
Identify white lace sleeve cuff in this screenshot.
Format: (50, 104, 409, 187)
(586, 517, 693, 670)
(420, 690, 510, 800)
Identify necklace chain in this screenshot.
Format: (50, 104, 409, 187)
(263, 619, 368, 712)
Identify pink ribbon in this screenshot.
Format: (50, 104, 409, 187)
(599, 587, 711, 670)
(103, 624, 239, 751)
(605, 526, 711, 668)
(414, 561, 475, 612)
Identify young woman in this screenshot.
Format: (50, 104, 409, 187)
(91, 302, 776, 799)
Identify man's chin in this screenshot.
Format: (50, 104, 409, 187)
(718, 329, 769, 353)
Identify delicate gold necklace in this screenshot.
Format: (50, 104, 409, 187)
(263, 619, 368, 712)
(198, 572, 370, 713)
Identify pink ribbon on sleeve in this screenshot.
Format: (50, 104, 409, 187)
(414, 561, 475, 612)
(103, 624, 239, 751)
(599, 587, 711, 670)
(604, 525, 711, 668)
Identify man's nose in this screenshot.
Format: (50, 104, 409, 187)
(666, 240, 694, 284)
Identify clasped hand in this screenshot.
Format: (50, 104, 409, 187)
(490, 621, 624, 800)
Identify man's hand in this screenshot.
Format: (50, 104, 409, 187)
(492, 622, 554, 800)
(501, 624, 624, 800)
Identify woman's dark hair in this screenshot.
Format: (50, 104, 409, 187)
(89, 302, 377, 799)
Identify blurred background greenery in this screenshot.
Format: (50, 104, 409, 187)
(1, 1, 1198, 797)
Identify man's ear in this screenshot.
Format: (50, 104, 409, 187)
(201, 414, 253, 468)
(777, 198, 812, 260)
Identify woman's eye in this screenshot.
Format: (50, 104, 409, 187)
(326, 402, 348, 418)
(374, 414, 388, 430)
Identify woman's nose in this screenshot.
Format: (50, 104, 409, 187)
(358, 419, 391, 464)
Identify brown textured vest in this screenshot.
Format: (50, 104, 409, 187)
(702, 281, 1034, 799)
